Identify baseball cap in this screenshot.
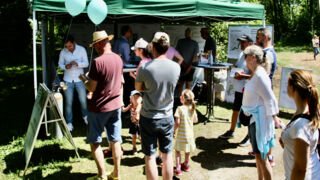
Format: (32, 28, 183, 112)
(237, 34, 253, 42)
(152, 32, 170, 44)
(131, 38, 148, 50)
(130, 90, 142, 97)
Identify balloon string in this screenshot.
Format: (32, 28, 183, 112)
(89, 25, 97, 70)
(65, 17, 73, 44)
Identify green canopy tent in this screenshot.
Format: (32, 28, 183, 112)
(30, 0, 265, 97)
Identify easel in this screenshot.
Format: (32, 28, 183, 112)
(23, 83, 79, 175)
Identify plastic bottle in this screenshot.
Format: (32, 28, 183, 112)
(209, 53, 213, 66)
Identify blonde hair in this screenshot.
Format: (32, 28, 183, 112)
(288, 70, 320, 129)
(181, 89, 196, 114)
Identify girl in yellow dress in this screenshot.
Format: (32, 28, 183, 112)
(174, 89, 198, 176)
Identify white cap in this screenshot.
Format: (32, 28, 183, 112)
(131, 38, 148, 50)
(152, 32, 170, 44)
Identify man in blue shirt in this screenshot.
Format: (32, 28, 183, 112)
(113, 25, 133, 64)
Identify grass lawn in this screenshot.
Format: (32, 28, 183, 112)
(0, 46, 319, 180)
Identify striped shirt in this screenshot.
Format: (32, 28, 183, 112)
(174, 105, 197, 144)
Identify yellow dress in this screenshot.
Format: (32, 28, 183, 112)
(174, 105, 197, 152)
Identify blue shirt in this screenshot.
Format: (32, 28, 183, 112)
(113, 36, 131, 64)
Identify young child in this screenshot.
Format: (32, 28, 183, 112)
(122, 90, 142, 154)
(174, 89, 198, 176)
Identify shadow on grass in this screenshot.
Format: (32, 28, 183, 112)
(106, 156, 145, 167)
(24, 166, 94, 180)
(192, 136, 255, 170)
(3, 143, 90, 174)
(195, 109, 230, 125)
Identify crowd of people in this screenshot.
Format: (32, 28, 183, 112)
(57, 26, 320, 180)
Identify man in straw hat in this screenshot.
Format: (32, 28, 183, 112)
(79, 30, 123, 180)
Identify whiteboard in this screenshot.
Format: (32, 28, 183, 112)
(228, 25, 274, 59)
(279, 67, 312, 110)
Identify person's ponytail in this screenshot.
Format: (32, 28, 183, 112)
(307, 85, 320, 129)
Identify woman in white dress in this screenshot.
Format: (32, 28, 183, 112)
(280, 70, 320, 180)
(242, 45, 282, 180)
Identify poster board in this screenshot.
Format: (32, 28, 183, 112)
(279, 67, 312, 110)
(24, 84, 79, 174)
(227, 25, 274, 59)
(24, 84, 50, 165)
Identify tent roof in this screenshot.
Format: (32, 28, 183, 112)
(32, 0, 265, 21)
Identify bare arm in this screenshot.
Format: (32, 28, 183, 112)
(291, 138, 309, 180)
(174, 53, 184, 65)
(135, 81, 144, 92)
(174, 116, 180, 138)
(79, 74, 97, 92)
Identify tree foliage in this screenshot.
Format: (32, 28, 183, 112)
(0, 0, 32, 65)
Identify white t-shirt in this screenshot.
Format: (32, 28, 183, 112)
(242, 66, 278, 124)
(281, 117, 320, 180)
(233, 52, 249, 93)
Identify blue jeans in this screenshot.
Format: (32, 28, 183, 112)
(64, 81, 88, 124)
(314, 47, 319, 57)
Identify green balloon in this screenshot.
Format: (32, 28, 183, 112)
(65, 0, 86, 17)
(88, 0, 108, 25)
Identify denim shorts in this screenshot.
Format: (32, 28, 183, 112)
(140, 115, 174, 156)
(86, 108, 122, 144)
(249, 122, 260, 154)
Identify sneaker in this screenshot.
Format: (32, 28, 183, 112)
(248, 150, 255, 156)
(219, 130, 234, 139)
(156, 156, 163, 166)
(268, 155, 276, 167)
(86, 175, 107, 180)
(67, 123, 74, 132)
(174, 169, 182, 176)
(83, 116, 88, 125)
(181, 163, 190, 172)
(239, 136, 250, 147)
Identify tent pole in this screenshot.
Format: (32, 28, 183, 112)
(41, 19, 48, 86)
(33, 10, 38, 99)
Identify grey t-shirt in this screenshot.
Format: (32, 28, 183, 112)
(176, 38, 199, 66)
(136, 59, 181, 119)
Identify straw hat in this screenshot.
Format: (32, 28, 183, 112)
(90, 30, 114, 47)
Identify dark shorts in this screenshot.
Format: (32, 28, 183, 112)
(86, 108, 122, 144)
(140, 115, 174, 156)
(179, 68, 195, 82)
(249, 122, 260, 154)
(129, 122, 140, 135)
(232, 91, 243, 111)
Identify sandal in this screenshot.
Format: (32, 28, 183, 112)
(87, 175, 107, 180)
(107, 173, 120, 180)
